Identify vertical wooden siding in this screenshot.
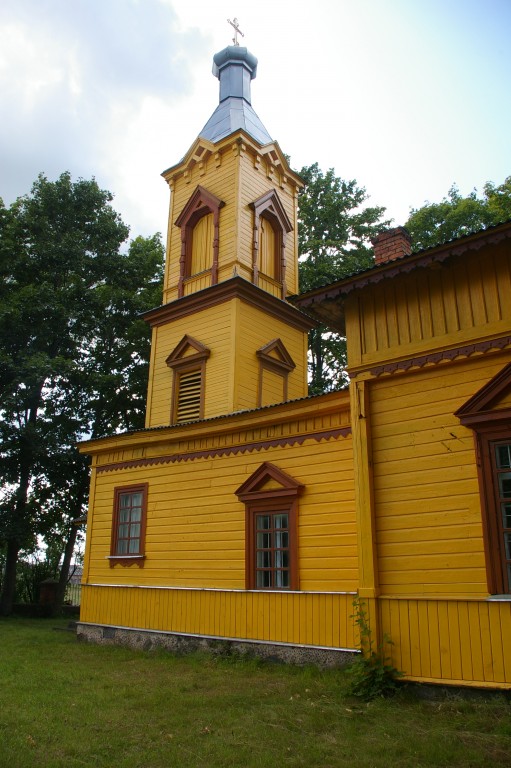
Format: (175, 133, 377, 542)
(347, 243, 511, 368)
(80, 584, 357, 650)
(380, 597, 511, 686)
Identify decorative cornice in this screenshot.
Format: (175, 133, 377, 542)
(363, 335, 511, 378)
(143, 276, 318, 332)
(96, 426, 351, 474)
(294, 221, 511, 309)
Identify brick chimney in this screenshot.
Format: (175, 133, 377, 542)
(371, 226, 412, 265)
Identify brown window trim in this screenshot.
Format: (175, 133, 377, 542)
(250, 189, 293, 297)
(110, 483, 148, 567)
(456, 361, 511, 594)
(166, 335, 210, 424)
(256, 338, 296, 407)
(235, 462, 303, 590)
(174, 185, 224, 298)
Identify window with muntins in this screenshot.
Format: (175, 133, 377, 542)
(235, 462, 303, 590)
(491, 441, 511, 592)
(455, 361, 511, 594)
(110, 484, 148, 566)
(254, 509, 290, 588)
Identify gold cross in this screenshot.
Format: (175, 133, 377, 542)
(227, 17, 244, 46)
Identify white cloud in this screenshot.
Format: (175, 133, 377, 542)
(0, 0, 510, 238)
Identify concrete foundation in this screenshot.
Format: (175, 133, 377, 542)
(76, 622, 357, 668)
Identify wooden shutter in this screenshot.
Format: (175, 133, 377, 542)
(190, 213, 213, 275)
(176, 370, 202, 422)
(260, 217, 277, 279)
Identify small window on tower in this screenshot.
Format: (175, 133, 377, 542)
(250, 189, 292, 297)
(175, 185, 224, 297)
(256, 338, 295, 408)
(166, 335, 210, 425)
(175, 368, 202, 423)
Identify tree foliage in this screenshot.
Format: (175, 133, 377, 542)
(297, 163, 389, 394)
(405, 176, 511, 251)
(0, 172, 164, 613)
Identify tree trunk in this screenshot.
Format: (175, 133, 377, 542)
(53, 524, 79, 616)
(0, 383, 44, 615)
(0, 539, 20, 616)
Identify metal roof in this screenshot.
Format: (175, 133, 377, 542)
(199, 45, 272, 145)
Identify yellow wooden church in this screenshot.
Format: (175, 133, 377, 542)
(78, 42, 511, 689)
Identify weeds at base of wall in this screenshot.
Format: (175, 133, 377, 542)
(346, 597, 403, 701)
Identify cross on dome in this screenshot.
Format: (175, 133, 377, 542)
(227, 17, 244, 46)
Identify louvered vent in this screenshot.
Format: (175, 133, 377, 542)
(176, 370, 202, 422)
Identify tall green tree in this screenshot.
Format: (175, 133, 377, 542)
(405, 176, 511, 251)
(297, 163, 389, 394)
(0, 173, 164, 614)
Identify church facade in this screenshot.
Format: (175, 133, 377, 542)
(78, 44, 511, 689)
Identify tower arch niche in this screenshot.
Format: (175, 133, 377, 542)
(250, 189, 293, 298)
(175, 185, 224, 297)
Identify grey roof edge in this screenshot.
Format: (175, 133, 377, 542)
(79, 389, 347, 448)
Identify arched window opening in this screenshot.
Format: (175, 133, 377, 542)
(175, 186, 224, 297)
(250, 189, 292, 297)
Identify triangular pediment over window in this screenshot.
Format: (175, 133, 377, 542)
(235, 462, 304, 502)
(250, 190, 293, 233)
(455, 361, 511, 428)
(166, 335, 210, 370)
(256, 338, 295, 372)
(174, 185, 224, 229)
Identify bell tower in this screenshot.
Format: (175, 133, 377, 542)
(143, 40, 315, 428)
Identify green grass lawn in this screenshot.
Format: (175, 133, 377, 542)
(0, 617, 510, 768)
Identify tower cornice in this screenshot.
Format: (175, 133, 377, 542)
(143, 276, 317, 332)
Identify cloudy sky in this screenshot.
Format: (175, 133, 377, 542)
(1, 0, 510, 241)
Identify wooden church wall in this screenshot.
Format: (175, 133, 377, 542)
(343, 232, 511, 687)
(162, 138, 299, 304)
(81, 394, 358, 651)
(369, 356, 505, 597)
(235, 146, 299, 296)
(371, 352, 511, 687)
(234, 300, 308, 407)
(81, 585, 358, 652)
